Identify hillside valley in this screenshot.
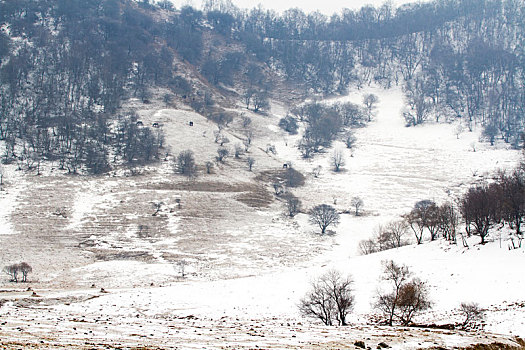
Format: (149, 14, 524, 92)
(0, 86, 524, 349)
(1, 0, 525, 348)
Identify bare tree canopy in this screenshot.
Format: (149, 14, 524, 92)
(175, 150, 197, 178)
(283, 192, 301, 217)
(375, 260, 431, 326)
(309, 204, 340, 234)
(331, 148, 345, 172)
(350, 196, 364, 216)
(299, 270, 354, 326)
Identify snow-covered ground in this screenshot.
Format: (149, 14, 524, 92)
(0, 85, 523, 348)
(55, 86, 524, 331)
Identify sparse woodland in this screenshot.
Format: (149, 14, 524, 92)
(1, 0, 524, 175)
(1, 0, 525, 345)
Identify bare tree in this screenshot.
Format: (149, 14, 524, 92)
(437, 203, 459, 242)
(350, 197, 364, 216)
(459, 302, 485, 330)
(331, 148, 345, 172)
(299, 270, 354, 326)
(216, 147, 229, 162)
(177, 260, 188, 278)
(219, 136, 230, 147)
(3, 264, 19, 282)
(386, 220, 409, 248)
(213, 130, 222, 143)
(375, 260, 410, 326)
(246, 157, 255, 171)
(363, 93, 379, 122)
(234, 143, 244, 158)
(460, 185, 499, 244)
(18, 262, 32, 282)
(175, 150, 197, 178)
(403, 200, 438, 244)
(241, 115, 252, 129)
(361, 221, 408, 255)
(243, 130, 254, 151)
(151, 201, 164, 216)
(396, 278, 431, 326)
(205, 161, 214, 174)
(343, 131, 357, 149)
(312, 165, 322, 178)
(283, 193, 301, 217)
(309, 204, 340, 234)
(252, 90, 270, 112)
(359, 238, 378, 255)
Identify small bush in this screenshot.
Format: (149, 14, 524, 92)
(278, 116, 298, 134)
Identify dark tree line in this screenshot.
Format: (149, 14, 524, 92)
(228, 0, 525, 145)
(402, 168, 525, 246)
(2, 0, 525, 175)
(461, 170, 525, 244)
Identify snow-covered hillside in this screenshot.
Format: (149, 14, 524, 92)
(172, 0, 432, 15)
(0, 86, 523, 349)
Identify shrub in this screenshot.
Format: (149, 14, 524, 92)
(299, 270, 354, 326)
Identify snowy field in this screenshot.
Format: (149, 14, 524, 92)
(0, 85, 523, 348)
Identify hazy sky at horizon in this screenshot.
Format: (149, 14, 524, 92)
(171, 0, 429, 15)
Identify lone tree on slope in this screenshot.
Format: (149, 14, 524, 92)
(175, 150, 197, 178)
(374, 260, 431, 326)
(309, 204, 340, 234)
(299, 269, 354, 326)
(363, 93, 379, 122)
(350, 196, 364, 216)
(331, 148, 345, 172)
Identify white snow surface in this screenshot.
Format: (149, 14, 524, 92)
(60, 87, 523, 336)
(0, 86, 524, 348)
(0, 165, 27, 236)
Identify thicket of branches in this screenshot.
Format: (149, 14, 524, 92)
(299, 270, 354, 326)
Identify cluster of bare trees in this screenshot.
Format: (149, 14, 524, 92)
(359, 166, 524, 252)
(0, 1, 173, 174)
(3, 0, 524, 177)
(301, 261, 431, 327)
(301, 262, 489, 329)
(359, 221, 409, 255)
(3, 262, 32, 283)
(403, 200, 459, 245)
(230, 0, 525, 145)
(375, 260, 431, 326)
(461, 170, 525, 245)
(288, 102, 367, 159)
